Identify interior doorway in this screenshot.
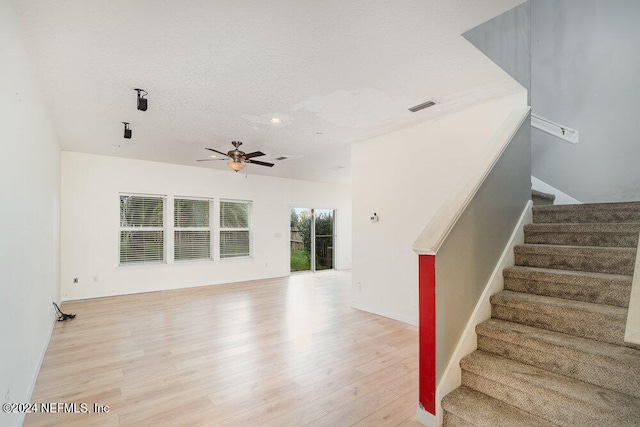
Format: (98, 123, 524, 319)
(290, 208, 335, 273)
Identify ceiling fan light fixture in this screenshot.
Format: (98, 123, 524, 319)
(205, 141, 273, 171)
(228, 161, 246, 172)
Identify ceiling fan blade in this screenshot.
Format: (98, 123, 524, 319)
(244, 151, 266, 159)
(247, 159, 274, 167)
(196, 158, 226, 161)
(205, 147, 231, 157)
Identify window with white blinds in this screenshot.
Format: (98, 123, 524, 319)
(174, 198, 212, 261)
(220, 200, 252, 259)
(119, 194, 165, 264)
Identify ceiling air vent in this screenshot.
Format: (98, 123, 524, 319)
(408, 100, 437, 113)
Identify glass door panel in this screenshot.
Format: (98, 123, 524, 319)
(314, 209, 334, 270)
(290, 208, 311, 272)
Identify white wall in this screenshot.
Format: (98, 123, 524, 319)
(0, 1, 61, 426)
(351, 91, 526, 325)
(61, 152, 351, 300)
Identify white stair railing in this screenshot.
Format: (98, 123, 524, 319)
(531, 113, 579, 144)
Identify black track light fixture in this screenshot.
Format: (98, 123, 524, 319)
(122, 122, 132, 139)
(134, 88, 148, 111)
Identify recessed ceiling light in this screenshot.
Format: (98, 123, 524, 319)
(210, 155, 217, 158)
(269, 117, 282, 124)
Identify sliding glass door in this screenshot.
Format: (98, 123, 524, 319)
(290, 208, 335, 272)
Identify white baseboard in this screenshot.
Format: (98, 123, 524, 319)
(16, 313, 56, 427)
(624, 239, 640, 345)
(350, 303, 418, 326)
(416, 405, 437, 427)
(434, 200, 532, 426)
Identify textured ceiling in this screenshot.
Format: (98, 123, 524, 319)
(14, 0, 525, 184)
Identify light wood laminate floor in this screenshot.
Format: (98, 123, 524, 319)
(24, 270, 420, 426)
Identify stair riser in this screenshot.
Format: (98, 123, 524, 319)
(441, 386, 557, 427)
(524, 231, 639, 248)
(461, 371, 621, 426)
(533, 208, 640, 224)
(491, 304, 628, 347)
(477, 335, 640, 398)
(532, 196, 554, 206)
(514, 252, 635, 275)
(442, 412, 474, 427)
(503, 276, 630, 307)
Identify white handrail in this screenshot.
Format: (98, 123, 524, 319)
(531, 113, 579, 144)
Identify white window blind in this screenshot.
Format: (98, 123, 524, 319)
(174, 198, 212, 261)
(220, 200, 251, 258)
(119, 194, 165, 264)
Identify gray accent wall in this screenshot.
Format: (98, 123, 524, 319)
(463, 1, 531, 104)
(435, 115, 531, 380)
(531, 0, 640, 202)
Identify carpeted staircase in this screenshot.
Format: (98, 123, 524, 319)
(441, 202, 640, 426)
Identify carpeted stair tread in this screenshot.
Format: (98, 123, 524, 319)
(514, 244, 636, 275)
(476, 318, 640, 397)
(533, 201, 640, 224)
(441, 386, 556, 427)
(531, 189, 556, 207)
(490, 290, 639, 349)
(503, 265, 632, 307)
(460, 350, 640, 426)
(524, 222, 640, 247)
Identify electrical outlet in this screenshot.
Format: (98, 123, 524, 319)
(93, 276, 99, 283)
(357, 282, 362, 292)
(73, 277, 78, 284)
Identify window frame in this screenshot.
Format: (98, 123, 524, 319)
(219, 199, 253, 259)
(118, 193, 167, 266)
(173, 196, 213, 262)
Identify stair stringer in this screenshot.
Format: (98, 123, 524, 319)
(625, 236, 640, 344)
(429, 201, 532, 426)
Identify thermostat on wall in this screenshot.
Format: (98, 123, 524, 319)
(370, 213, 378, 223)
